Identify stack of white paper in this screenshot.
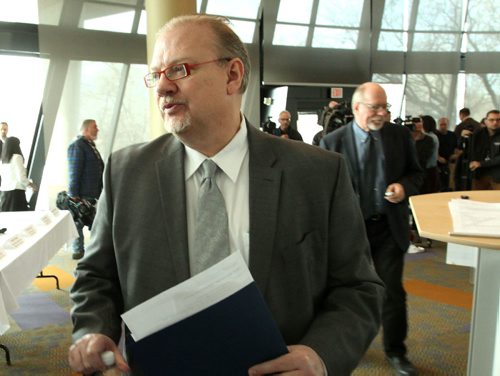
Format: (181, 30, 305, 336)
(448, 199, 500, 238)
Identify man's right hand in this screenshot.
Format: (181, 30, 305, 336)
(68, 333, 130, 375)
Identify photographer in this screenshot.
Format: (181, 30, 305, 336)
(454, 108, 481, 190)
(468, 110, 500, 190)
(313, 101, 352, 146)
(67, 119, 104, 260)
(276, 110, 303, 141)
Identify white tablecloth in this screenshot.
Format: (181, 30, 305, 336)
(0, 210, 78, 334)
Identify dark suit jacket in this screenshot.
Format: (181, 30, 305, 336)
(71, 124, 384, 375)
(320, 122, 423, 251)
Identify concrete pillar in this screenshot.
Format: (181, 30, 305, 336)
(144, 0, 196, 139)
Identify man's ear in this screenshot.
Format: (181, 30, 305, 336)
(226, 58, 244, 95)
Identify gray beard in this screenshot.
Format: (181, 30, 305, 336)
(164, 113, 192, 135)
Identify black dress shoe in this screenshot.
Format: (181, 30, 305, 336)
(386, 355, 418, 375)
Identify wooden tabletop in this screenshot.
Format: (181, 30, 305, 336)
(409, 191, 500, 249)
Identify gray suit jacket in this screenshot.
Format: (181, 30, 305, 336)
(71, 124, 384, 374)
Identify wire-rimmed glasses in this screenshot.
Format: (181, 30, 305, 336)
(360, 102, 392, 112)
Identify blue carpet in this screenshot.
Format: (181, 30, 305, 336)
(9, 292, 70, 330)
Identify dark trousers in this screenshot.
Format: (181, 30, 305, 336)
(365, 216, 408, 357)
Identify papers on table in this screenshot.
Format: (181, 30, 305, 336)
(448, 199, 500, 238)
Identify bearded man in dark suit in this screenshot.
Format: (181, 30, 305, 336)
(68, 15, 384, 376)
(321, 82, 423, 376)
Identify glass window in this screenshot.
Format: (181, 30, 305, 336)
(0, 55, 48, 158)
(137, 10, 147, 34)
(378, 31, 405, 51)
(467, 0, 498, 32)
(112, 64, 150, 152)
(415, 0, 463, 31)
(277, 0, 313, 24)
(312, 27, 358, 49)
(412, 33, 459, 51)
(381, 0, 407, 30)
(230, 20, 256, 43)
(467, 33, 500, 52)
(0, 0, 38, 23)
(273, 24, 309, 46)
(207, 0, 261, 19)
(316, 0, 363, 27)
(404, 74, 453, 121)
(464, 74, 500, 119)
(80, 3, 136, 33)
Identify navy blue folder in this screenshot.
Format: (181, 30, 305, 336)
(126, 282, 288, 375)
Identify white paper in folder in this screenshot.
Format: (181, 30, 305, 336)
(448, 199, 500, 238)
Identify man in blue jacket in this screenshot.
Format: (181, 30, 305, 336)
(67, 119, 104, 259)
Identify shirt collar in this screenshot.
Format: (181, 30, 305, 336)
(184, 116, 249, 182)
(353, 120, 370, 142)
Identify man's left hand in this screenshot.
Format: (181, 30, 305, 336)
(384, 183, 405, 203)
(469, 161, 481, 171)
(248, 345, 326, 376)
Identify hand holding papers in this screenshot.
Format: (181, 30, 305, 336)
(448, 199, 500, 238)
(121, 252, 288, 375)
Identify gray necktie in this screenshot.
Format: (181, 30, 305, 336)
(190, 159, 230, 275)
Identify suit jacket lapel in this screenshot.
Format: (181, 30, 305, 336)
(155, 136, 191, 283)
(247, 125, 281, 293)
(344, 123, 361, 193)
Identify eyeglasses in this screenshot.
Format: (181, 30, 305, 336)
(360, 102, 391, 112)
(279, 118, 291, 121)
(144, 58, 232, 88)
(486, 118, 500, 122)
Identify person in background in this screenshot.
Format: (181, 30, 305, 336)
(275, 110, 303, 141)
(0, 137, 35, 211)
(468, 109, 500, 190)
(321, 82, 423, 376)
(0, 122, 8, 148)
(454, 108, 482, 190)
(68, 15, 384, 376)
(67, 119, 104, 260)
(436, 117, 457, 191)
(0, 121, 8, 187)
(420, 115, 440, 194)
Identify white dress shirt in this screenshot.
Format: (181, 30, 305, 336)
(184, 117, 250, 264)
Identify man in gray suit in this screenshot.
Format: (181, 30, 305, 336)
(321, 83, 423, 375)
(68, 15, 384, 375)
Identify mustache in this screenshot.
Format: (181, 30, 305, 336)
(161, 97, 187, 110)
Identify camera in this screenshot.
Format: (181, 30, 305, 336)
(394, 115, 417, 132)
(261, 116, 277, 135)
(318, 101, 353, 135)
(56, 190, 97, 227)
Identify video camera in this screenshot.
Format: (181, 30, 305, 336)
(317, 101, 353, 135)
(56, 191, 97, 228)
(394, 115, 419, 132)
(261, 116, 277, 135)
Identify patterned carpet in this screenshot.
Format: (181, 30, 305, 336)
(0, 241, 472, 375)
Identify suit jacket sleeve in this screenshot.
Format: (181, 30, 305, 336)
(299, 154, 384, 374)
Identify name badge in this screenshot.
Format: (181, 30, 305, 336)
(7, 235, 24, 248)
(40, 214, 52, 225)
(24, 225, 37, 237)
